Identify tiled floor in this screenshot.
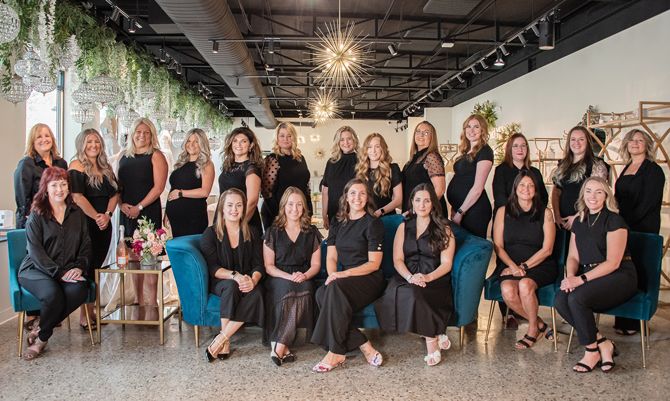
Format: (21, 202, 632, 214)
(1, 303, 669, 401)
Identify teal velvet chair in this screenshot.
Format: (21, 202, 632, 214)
(565, 231, 663, 368)
(483, 228, 569, 352)
(7, 229, 96, 357)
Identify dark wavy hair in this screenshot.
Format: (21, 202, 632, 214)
(408, 183, 452, 253)
(336, 178, 377, 222)
(31, 167, 71, 220)
(506, 170, 544, 221)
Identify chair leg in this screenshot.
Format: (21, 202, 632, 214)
(84, 306, 95, 346)
(17, 312, 25, 358)
(640, 320, 647, 368)
(485, 301, 495, 343)
(566, 327, 574, 354)
(460, 326, 464, 348)
(66, 314, 71, 330)
(194, 325, 200, 348)
(647, 321, 651, 350)
(551, 307, 558, 353)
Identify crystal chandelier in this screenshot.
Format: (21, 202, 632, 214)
(14, 46, 50, 89)
(72, 81, 98, 104)
(90, 74, 120, 104)
(161, 117, 177, 132)
(72, 103, 96, 124)
(1, 75, 32, 104)
(120, 108, 140, 129)
(172, 130, 187, 148)
(33, 74, 57, 94)
(309, 90, 339, 123)
(58, 35, 81, 70)
(0, 3, 20, 44)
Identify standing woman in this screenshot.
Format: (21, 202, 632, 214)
(218, 127, 264, 233)
(551, 126, 609, 231)
(118, 118, 168, 306)
(200, 188, 264, 362)
(402, 121, 447, 215)
(375, 184, 455, 366)
(69, 128, 119, 329)
(166, 128, 215, 237)
(18, 167, 91, 360)
(311, 178, 385, 373)
(613, 129, 665, 335)
(14, 123, 68, 229)
(447, 114, 494, 238)
(261, 122, 312, 228)
(321, 126, 359, 228)
(356, 133, 403, 216)
(263, 187, 322, 366)
(554, 177, 637, 373)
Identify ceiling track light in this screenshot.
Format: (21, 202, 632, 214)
(479, 60, 489, 69)
(494, 49, 505, 67)
(456, 74, 465, 84)
(264, 64, 275, 72)
(176, 63, 182, 75)
(159, 47, 166, 63)
(530, 24, 540, 37)
(267, 39, 275, 54)
(387, 44, 398, 56)
(441, 37, 455, 48)
(517, 33, 527, 47)
(539, 18, 556, 50)
(212, 40, 219, 54)
(500, 44, 510, 57)
(469, 66, 478, 75)
(127, 18, 137, 33)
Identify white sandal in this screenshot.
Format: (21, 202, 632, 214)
(438, 334, 451, 350)
(424, 349, 442, 366)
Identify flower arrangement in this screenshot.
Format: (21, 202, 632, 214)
(131, 217, 168, 265)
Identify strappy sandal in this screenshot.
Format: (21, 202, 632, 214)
(515, 333, 539, 349)
(615, 328, 637, 336)
(26, 327, 40, 346)
(23, 338, 47, 361)
(312, 359, 345, 373)
(424, 338, 442, 366)
(270, 342, 284, 366)
(597, 337, 619, 373)
(573, 346, 601, 373)
(538, 321, 554, 341)
(205, 333, 229, 362)
(438, 334, 452, 350)
(217, 339, 231, 360)
(23, 317, 39, 332)
(360, 344, 383, 367)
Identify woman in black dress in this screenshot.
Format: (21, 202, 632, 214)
(262, 122, 312, 228)
(311, 178, 385, 372)
(219, 127, 264, 233)
(402, 121, 446, 215)
(19, 167, 91, 360)
(118, 118, 168, 306)
(447, 114, 494, 238)
(200, 188, 264, 362)
(69, 128, 119, 329)
(166, 128, 214, 237)
(356, 133, 402, 216)
(551, 126, 609, 231)
(14, 123, 68, 229)
(321, 126, 359, 228)
(613, 129, 665, 335)
(554, 177, 637, 373)
(493, 171, 557, 349)
(375, 183, 455, 366)
(263, 187, 322, 366)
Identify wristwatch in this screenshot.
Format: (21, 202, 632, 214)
(456, 208, 464, 215)
(521, 262, 529, 271)
(137, 204, 144, 211)
(580, 274, 588, 283)
(105, 210, 113, 217)
(230, 271, 238, 280)
(178, 190, 183, 198)
(380, 208, 385, 215)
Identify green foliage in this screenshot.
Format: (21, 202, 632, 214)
(472, 100, 499, 130)
(493, 122, 522, 163)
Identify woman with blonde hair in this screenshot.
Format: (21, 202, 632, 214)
(263, 187, 322, 366)
(321, 126, 359, 228)
(446, 114, 494, 238)
(68, 128, 119, 329)
(219, 127, 264, 233)
(200, 188, 264, 362)
(166, 128, 215, 237)
(261, 121, 312, 229)
(356, 133, 402, 216)
(554, 177, 636, 373)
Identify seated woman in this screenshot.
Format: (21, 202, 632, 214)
(263, 187, 322, 366)
(492, 170, 557, 349)
(311, 178, 386, 372)
(375, 183, 456, 366)
(18, 167, 92, 361)
(554, 177, 637, 373)
(200, 188, 264, 362)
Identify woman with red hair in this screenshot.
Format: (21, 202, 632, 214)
(18, 167, 92, 361)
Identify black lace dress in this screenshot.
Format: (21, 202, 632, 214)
(261, 153, 312, 228)
(401, 149, 447, 215)
(219, 160, 263, 233)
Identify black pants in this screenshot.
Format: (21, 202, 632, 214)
(19, 274, 89, 342)
(211, 280, 264, 327)
(554, 265, 637, 346)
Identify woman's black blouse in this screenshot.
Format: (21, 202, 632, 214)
(264, 225, 322, 273)
(571, 209, 629, 265)
(68, 170, 117, 213)
(492, 163, 548, 212)
(367, 163, 402, 212)
(326, 214, 384, 269)
(263, 153, 313, 216)
(200, 226, 264, 290)
(219, 160, 262, 195)
(552, 157, 609, 217)
(18, 205, 91, 280)
(615, 159, 665, 234)
(322, 152, 358, 219)
(14, 155, 68, 228)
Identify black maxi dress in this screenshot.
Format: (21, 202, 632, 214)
(263, 225, 323, 345)
(118, 153, 163, 237)
(401, 149, 447, 215)
(261, 153, 312, 229)
(200, 226, 265, 326)
(447, 145, 494, 238)
(321, 152, 358, 222)
(68, 170, 117, 275)
(366, 163, 402, 214)
(219, 160, 263, 233)
(375, 218, 453, 337)
(311, 214, 386, 355)
(14, 154, 68, 228)
(495, 207, 557, 287)
(166, 162, 209, 237)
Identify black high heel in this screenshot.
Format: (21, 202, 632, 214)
(573, 345, 601, 373)
(597, 337, 618, 373)
(270, 342, 284, 366)
(205, 333, 229, 363)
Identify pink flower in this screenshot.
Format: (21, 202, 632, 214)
(147, 232, 156, 242)
(132, 230, 141, 240)
(157, 228, 166, 236)
(150, 243, 163, 256)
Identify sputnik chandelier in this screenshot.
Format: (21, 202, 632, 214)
(309, 90, 339, 123)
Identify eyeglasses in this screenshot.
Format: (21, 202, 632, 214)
(414, 130, 431, 137)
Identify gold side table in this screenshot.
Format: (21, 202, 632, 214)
(95, 259, 181, 345)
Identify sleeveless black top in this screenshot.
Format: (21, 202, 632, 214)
(118, 153, 162, 236)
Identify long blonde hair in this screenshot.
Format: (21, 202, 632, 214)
(214, 188, 251, 242)
(575, 176, 619, 222)
(124, 118, 160, 157)
(619, 128, 655, 164)
(409, 121, 439, 161)
(222, 127, 264, 172)
(25, 123, 61, 159)
(356, 133, 393, 198)
(173, 128, 212, 178)
(457, 114, 490, 161)
(272, 121, 303, 160)
(273, 186, 312, 231)
(74, 128, 118, 189)
(329, 126, 359, 162)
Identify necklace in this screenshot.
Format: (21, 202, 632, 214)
(587, 211, 602, 227)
